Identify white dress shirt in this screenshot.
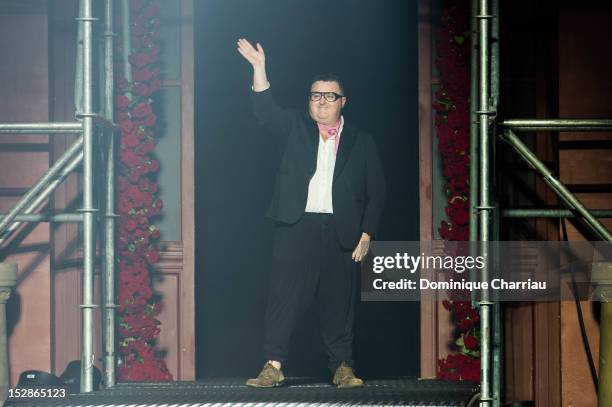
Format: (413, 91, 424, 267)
(305, 119, 344, 213)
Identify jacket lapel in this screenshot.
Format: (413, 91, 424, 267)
(303, 111, 319, 149)
(333, 125, 356, 183)
(303, 113, 356, 181)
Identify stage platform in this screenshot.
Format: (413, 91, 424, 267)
(5, 377, 479, 407)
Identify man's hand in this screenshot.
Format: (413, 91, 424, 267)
(237, 38, 265, 68)
(351, 232, 371, 263)
(237, 38, 269, 91)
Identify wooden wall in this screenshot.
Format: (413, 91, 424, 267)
(0, 0, 195, 384)
(558, 4, 612, 406)
(500, 1, 612, 405)
(0, 0, 52, 386)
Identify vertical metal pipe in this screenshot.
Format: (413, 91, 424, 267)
(0, 263, 17, 400)
(80, 0, 97, 393)
(469, 0, 479, 306)
(101, 0, 117, 388)
(490, 1, 501, 405)
(478, 0, 493, 405)
(117, 0, 133, 382)
(489, 0, 499, 114)
(600, 301, 612, 406)
(74, 2, 84, 115)
(121, 0, 133, 86)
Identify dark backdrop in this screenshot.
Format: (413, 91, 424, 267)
(194, 0, 420, 379)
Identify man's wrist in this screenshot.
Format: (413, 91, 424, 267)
(251, 81, 270, 92)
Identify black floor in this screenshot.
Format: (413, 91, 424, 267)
(5, 378, 479, 406)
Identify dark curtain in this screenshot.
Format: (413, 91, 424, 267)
(195, 0, 420, 378)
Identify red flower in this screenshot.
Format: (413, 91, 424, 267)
(150, 228, 161, 239)
(122, 132, 140, 148)
(133, 68, 153, 82)
(118, 197, 132, 214)
(144, 249, 159, 264)
(139, 139, 155, 153)
(120, 119, 136, 134)
(129, 52, 150, 67)
(438, 353, 480, 382)
(152, 199, 163, 211)
(115, 0, 172, 383)
(143, 2, 161, 19)
(464, 335, 479, 351)
(148, 159, 160, 172)
(128, 169, 142, 182)
(121, 149, 142, 167)
(132, 23, 146, 36)
(124, 218, 138, 231)
(132, 102, 152, 118)
(117, 95, 130, 110)
(143, 113, 157, 127)
(141, 191, 153, 206)
(133, 82, 150, 97)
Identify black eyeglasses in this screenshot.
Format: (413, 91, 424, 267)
(309, 91, 344, 102)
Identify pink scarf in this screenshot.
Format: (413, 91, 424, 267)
(317, 116, 343, 154)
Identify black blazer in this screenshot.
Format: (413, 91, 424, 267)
(252, 89, 386, 249)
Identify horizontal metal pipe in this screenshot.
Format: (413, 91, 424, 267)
(502, 119, 612, 132)
(504, 209, 612, 218)
(501, 129, 612, 240)
(0, 123, 83, 133)
(0, 214, 83, 223)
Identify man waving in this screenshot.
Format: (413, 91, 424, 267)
(237, 38, 386, 389)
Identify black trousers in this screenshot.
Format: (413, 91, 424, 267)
(263, 213, 358, 373)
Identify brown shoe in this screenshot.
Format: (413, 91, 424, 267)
(246, 362, 285, 388)
(333, 362, 364, 388)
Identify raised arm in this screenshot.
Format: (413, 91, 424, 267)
(237, 38, 293, 138)
(237, 38, 269, 91)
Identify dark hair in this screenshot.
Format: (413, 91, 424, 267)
(309, 73, 345, 96)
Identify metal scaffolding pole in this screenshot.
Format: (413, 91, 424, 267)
(0, 0, 116, 394)
(469, 0, 479, 304)
(121, 0, 133, 85)
(499, 126, 612, 404)
(501, 129, 612, 241)
(0, 136, 83, 241)
(75, 1, 84, 116)
(0, 153, 83, 245)
(78, 0, 97, 393)
(477, 0, 494, 404)
(503, 209, 612, 218)
(502, 119, 612, 132)
(0, 214, 83, 223)
(101, 0, 117, 388)
(489, 1, 501, 404)
(0, 122, 83, 133)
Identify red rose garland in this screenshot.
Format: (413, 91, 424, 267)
(114, 0, 172, 381)
(433, 0, 480, 382)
